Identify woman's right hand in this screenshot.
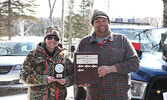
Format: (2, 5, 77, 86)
(48, 76, 56, 84)
(47, 76, 66, 85)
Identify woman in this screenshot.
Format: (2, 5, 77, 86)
(20, 26, 74, 100)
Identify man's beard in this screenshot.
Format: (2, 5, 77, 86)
(97, 26, 108, 33)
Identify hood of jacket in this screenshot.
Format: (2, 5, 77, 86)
(35, 42, 64, 59)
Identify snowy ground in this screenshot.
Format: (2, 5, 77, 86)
(0, 86, 74, 100)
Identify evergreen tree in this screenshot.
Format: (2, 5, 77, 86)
(65, 0, 92, 39)
(78, 0, 92, 38)
(0, 0, 38, 40)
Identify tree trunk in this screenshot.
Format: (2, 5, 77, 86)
(19, 19, 24, 39)
(8, 0, 12, 40)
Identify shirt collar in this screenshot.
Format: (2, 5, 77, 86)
(89, 31, 114, 44)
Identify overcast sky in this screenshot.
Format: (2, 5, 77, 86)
(35, 0, 163, 18)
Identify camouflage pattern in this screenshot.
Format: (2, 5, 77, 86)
(20, 42, 74, 100)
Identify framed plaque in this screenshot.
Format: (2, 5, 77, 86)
(74, 52, 100, 85)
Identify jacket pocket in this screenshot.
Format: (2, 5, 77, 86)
(110, 48, 125, 63)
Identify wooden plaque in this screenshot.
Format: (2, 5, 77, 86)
(74, 52, 100, 85)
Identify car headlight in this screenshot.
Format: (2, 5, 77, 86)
(12, 64, 22, 70)
(131, 80, 148, 99)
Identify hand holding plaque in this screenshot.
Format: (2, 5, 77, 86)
(54, 64, 65, 79)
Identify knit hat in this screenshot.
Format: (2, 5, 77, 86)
(44, 26, 59, 40)
(91, 10, 110, 25)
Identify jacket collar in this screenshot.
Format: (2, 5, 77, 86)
(89, 31, 114, 44)
(36, 42, 63, 59)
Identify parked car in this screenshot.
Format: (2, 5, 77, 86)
(111, 26, 167, 100)
(0, 41, 37, 88)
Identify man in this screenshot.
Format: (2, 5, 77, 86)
(76, 10, 139, 100)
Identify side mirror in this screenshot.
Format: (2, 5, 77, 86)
(71, 46, 75, 52)
(162, 44, 167, 62)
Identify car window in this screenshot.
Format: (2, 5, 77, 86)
(0, 42, 35, 56)
(111, 28, 167, 52)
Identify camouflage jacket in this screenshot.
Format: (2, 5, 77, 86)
(20, 42, 74, 100)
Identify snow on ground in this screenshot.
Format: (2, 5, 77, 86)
(0, 86, 74, 100)
(0, 94, 27, 100)
(66, 86, 75, 100)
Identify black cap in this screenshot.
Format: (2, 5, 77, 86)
(91, 10, 110, 25)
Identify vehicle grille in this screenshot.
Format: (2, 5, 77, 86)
(0, 66, 12, 74)
(146, 76, 167, 100)
(0, 81, 11, 85)
(0, 80, 20, 85)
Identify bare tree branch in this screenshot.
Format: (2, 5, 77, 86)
(48, 0, 57, 26)
(51, 0, 56, 14)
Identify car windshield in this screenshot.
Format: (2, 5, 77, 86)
(111, 28, 167, 52)
(0, 42, 35, 56)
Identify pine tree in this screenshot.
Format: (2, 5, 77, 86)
(65, 0, 93, 39)
(0, 0, 38, 40)
(79, 0, 92, 38)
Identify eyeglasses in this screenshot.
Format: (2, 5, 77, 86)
(47, 36, 59, 41)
